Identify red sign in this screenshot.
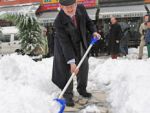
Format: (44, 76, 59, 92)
(38, 3, 59, 11)
(37, 0, 96, 13)
(82, 0, 96, 8)
(0, 0, 96, 13)
(145, 0, 150, 3)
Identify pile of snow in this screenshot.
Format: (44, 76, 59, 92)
(0, 47, 150, 113)
(0, 54, 60, 113)
(89, 48, 150, 113)
(126, 47, 148, 59)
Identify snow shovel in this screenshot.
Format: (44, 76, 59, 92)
(54, 37, 99, 113)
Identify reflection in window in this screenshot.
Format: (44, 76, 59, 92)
(0, 31, 3, 40)
(0, 35, 10, 42)
(14, 35, 19, 41)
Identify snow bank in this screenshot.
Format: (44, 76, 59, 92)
(0, 54, 60, 113)
(89, 48, 150, 113)
(127, 47, 148, 59)
(0, 47, 150, 113)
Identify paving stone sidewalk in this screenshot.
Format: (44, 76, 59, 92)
(64, 90, 110, 113)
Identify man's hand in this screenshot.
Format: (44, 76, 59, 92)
(116, 40, 120, 43)
(93, 32, 101, 40)
(70, 64, 79, 75)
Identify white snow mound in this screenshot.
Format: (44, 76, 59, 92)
(0, 54, 60, 113)
(90, 57, 150, 113)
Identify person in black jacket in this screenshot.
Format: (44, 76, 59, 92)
(109, 17, 122, 59)
(52, 0, 100, 107)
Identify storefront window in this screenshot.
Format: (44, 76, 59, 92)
(14, 35, 19, 41)
(0, 31, 3, 40)
(0, 35, 11, 42)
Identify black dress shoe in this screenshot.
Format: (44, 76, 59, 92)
(65, 98, 75, 107)
(78, 91, 92, 98)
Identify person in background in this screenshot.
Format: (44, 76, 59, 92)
(138, 15, 149, 59)
(105, 32, 110, 55)
(145, 19, 150, 58)
(120, 23, 130, 56)
(109, 17, 122, 59)
(52, 0, 100, 107)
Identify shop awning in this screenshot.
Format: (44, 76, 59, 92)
(38, 11, 59, 23)
(99, 4, 150, 18)
(38, 4, 150, 23)
(86, 4, 150, 19)
(87, 8, 97, 20)
(38, 8, 97, 23)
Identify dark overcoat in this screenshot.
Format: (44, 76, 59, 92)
(52, 4, 97, 89)
(109, 23, 122, 55)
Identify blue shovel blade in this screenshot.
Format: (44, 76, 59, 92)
(55, 99, 66, 113)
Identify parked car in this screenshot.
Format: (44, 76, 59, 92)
(0, 26, 21, 55)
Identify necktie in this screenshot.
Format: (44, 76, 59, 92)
(72, 15, 77, 27)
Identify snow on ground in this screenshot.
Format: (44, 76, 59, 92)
(82, 105, 100, 113)
(0, 47, 150, 113)
(0, 54, 60, 113)
(89, 47, 150, 113)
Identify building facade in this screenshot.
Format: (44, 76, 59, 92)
(101, 0, 144, 6)
(37, 0, 96, 13)
(1, 0, 150, 48)
(0, 0, 40, 6)
(0, 0, 41, 27)
(98, 0, 150, 47)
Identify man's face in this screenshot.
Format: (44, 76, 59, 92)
(111, 17, 117, 24)
(61, 3, 77, 17)
(144, 16, 149, 22)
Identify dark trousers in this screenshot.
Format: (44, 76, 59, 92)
(147, 44, 150, 58)
(63, 57, 89, 99)
(120, 45, 128, 55)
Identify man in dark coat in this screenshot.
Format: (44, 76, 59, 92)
(52, 0, 100, 107)
(109, 17, 122, 59)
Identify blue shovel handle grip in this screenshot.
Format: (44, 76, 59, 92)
(55, 99, 66, 113)
(90, 37, 99, 45)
